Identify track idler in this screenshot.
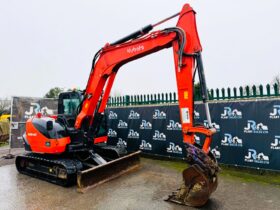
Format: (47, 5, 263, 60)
(165, 143, 219, 207)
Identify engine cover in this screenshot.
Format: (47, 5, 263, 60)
(24, 116, 71, 154)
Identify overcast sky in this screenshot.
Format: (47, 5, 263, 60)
(0, 0, 279, 98)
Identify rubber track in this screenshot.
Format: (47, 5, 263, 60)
(16, 153, 83, 187)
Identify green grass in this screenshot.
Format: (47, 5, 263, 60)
(0, 142, 8, 147)
(143, 157, 280, 187)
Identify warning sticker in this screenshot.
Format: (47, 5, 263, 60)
(181, 108, 190, 123)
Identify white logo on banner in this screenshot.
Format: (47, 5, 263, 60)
(167, 142, 183, 154)
(167, 120, 182, 130)
(127, 129, 139, 139)
(25, 103, 54, 119)
(152, 130, 166, 141)
(221, 133, 243, 147)
(117, 120, 128, 129)
(244, 149, 269, 164)
(244, 120, 269, 134)
(108, 111, 118, 119)
(211, 147, 221, 159)
(153, 109, 166, 119)
(107, 129, 117, 137)
(139, 140, 152, 150)
(194, 110, 200, 119)
(117, 138, 127, 148)
(271, 135, 280, 150)
(194, 135, 200, 144)
(269, 105, 280, 119)
(140, 120, 152, 129)
(128, 110, 140, 119)
(221, 107, 242, 119)
(204, 120, 220, 132)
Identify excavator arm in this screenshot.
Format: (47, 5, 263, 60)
(74, 4, 219, 206)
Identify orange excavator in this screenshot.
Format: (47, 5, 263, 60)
(16, 3, 219, 207)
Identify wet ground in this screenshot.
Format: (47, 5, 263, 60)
(0, 157, 280, 210)
(0, 147, 23, 166)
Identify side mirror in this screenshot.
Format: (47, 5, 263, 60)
(46, 121, 53, 131)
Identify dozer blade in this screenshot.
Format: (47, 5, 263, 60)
(77, 151, 141, 192)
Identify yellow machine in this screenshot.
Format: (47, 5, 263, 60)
(0, 114, 10, 121)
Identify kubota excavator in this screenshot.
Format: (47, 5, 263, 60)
(16, 3, 219, 207)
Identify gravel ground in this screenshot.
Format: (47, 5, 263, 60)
(0, 154, 280, 210)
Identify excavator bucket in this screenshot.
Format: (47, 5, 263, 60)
(166, 165, 218, 207)
(77, 151, 141, 192)
(165, 144, 219, 207)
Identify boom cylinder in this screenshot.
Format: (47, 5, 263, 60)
(110, 25, 153, 45)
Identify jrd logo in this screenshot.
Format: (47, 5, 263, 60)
(166, 142, 182, 154)
(25, 103, 54, 119)
(139, 140, 152, 150)
(244, 120, 268, 134)
(204, 120, 220, 132)
(152, 130, 166, 141)
(117, 120, 128, 129)
(167, 120, 182, 130)
(194, 110, 200, 119)
(108, 129, 117, 137)
(221, 133, 243, 147)
(128, 110, 140, 119)
(211, 147, 221, 159)
(140, 120, 152, 129)
(221, 107, 242, 119)
(270, 105, 280, 119)
(271, 136, 280, 150)
(117, 138, 127, 148)
(108, 111, 118, 119)
(194, 135, 200, 144)
(244, 149, 269, 164)
(127, 129, 139, 139)
(153, 109, 166, 119)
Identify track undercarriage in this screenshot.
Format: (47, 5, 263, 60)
(16, 144, 141, 191)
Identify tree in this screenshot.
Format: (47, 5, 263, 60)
(272, 74, 280, 86)
(272, 74, 280, 92)
(44, 87, 64, 98)
(0, 99, 11, 115)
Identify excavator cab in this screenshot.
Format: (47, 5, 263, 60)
(57, 91, 107, 141)
(58, 91, 83, 127)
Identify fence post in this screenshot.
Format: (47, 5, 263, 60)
(273, 83, 279, 96)
(221, 88, 225, 100)
(216, 88, 220, 100)
(227, 87, 231, 99)
(125, 95, 130, 106)
(233, 87, 237, 99)
(259, 85, 263, 97)
(266, 84, 271, 96)
(245, 86, 250, 97)
(173, 92, 176, 103)
(252, 85, 257, 97)
(239, 86, 243, 98)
